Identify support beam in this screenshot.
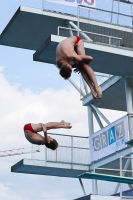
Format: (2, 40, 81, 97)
(55, 65, 85, 97)
(125, 78, 133, 140)
(79, 178, 86, 196)
(81, 75, 89, 95)
(124, 78, 133, 114)
(87, 105, 94, 135)
(66, 21, 93, 42)
(68, 77, 85, 97)
(92, 109, 104, 129)
(90, 104, 110, 125)
(66, 23, 73, 37)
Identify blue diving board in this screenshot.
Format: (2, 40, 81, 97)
(126, 139, 133, 145)
(78, 172, 133, 184)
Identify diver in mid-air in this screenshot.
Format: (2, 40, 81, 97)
(56, 36, 102, 99)
(23, 121, 72, 150)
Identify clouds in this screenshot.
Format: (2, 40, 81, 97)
(0, 183, 27, 200)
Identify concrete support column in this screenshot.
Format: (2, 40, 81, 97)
(125, 78, 133, 140)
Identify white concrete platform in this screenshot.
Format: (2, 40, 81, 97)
(33, 34, 133, 77)
(11, 159, 89, 178)
(82, 76, 127, 111)
(74, 195, 120, 200)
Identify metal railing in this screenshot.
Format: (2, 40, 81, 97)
(58, 26, 122, 46)
(78, 5, 133, 28)
(90, 153, 133, 198)
(31, 133, 90, 165)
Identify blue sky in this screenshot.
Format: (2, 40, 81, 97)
(0, 0, 129, 199)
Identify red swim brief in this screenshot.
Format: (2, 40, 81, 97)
(24, 123, 35, 132)
(76, 36, 82, 43)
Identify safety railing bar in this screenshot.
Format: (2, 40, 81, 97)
(121, 156, 133, 159)
(96, 167, 133, 173)
(45, 160, 90, 165)
(58, 26, 122, 40)
(48, 132, 88, 138)
(122, 169, 133, 173)
(78, 5, 133, 18)
(58, 145, 89, 150)
(96, 167, 120, 172)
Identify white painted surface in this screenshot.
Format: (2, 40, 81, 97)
(91, 195, 119, 200)
(23, 159, 90, 170)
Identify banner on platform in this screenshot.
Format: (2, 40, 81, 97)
(46, 0, 96, 8)
(89, 115, 129, 163)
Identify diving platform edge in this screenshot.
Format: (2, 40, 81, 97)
(11, 159, 89, 178)
(78, 172, 133, 184)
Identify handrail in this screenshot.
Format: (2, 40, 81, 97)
(58, 26, 122, 46)
(48, 132, 89, 138)
(58, 26, 122, 41)
(57, 145, 89, 150)
(78, 4, 133, 18)
(95, 167, 133, 173)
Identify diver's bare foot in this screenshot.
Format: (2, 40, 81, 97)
(95, 86, 102, 99)
(61, 120, 72, 128)
(61, 120, 70, 125)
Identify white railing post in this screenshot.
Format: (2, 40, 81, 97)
(56, 148, 57, 162)
(42, 0, 44, 11)
(120, 156, 122, 200)
(77, 6, 80, 36)
(109, 37, 111, 45)
(45, 146, 47, 166)
(57, 26, 59, 36)
(117, 0, 120, 25)
(71, 136, 73, 169)
(111, 0, 114, 23)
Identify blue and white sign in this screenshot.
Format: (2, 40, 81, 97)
(89, 115, 129, 163)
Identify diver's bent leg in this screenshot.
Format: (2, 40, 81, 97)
(44, 121, 72, 130)
(80, 63, 102, 98)
(79, 67, 97, 98)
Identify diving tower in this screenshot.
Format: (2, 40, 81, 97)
(1, 1, 133, 199)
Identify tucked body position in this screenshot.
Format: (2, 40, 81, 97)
(56, 36, 102, 99)
(24, 121, 72, 150)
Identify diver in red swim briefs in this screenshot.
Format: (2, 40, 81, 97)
(56, 36, 102, 99)
(24, 121, 72, 150)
